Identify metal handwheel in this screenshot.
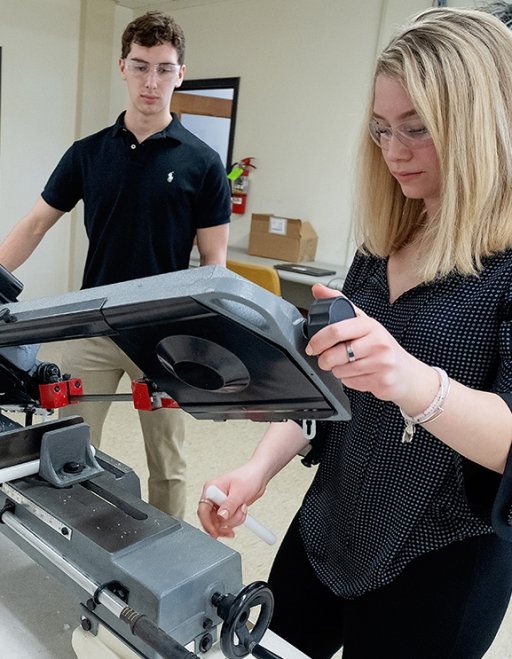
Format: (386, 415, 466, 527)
(213, 581, 274, 658)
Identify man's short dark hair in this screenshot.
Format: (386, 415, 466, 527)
(121, 11, 185, 63)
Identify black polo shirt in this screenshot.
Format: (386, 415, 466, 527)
(42, 112, 231, 288)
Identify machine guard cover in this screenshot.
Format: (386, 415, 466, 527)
(0, 266, 351, 422)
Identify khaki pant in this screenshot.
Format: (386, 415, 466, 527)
(60, 336, 186, 518)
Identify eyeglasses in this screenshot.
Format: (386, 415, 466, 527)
(368, 118, 433, 150)
(124, 58, 181, 79)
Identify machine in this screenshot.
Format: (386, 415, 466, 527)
(0, 265, 352, 658)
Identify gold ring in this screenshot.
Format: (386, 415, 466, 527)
(346, 343, 356, 363)
(198, 498, 214, 508)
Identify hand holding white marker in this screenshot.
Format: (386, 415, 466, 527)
(205, 484, 276, 545)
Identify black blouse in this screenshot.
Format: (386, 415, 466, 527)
(299, 249, 512, 598)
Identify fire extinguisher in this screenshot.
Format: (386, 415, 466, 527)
(228, 157, 256, 215)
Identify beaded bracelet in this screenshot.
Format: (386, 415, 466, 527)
(400, 367, 450, 444)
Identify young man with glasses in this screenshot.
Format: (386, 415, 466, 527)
(0, 11, 231, 519)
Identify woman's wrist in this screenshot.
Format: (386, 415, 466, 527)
(399, 367, 451, 443)
(394, 360, 440, 412)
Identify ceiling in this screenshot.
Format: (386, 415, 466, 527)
(115, 0, 229, 9)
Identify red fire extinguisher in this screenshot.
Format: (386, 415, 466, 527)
(228, 157, 256, 215)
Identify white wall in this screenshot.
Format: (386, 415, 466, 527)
(0, 0, 131, 299)
(0, 0, 81, 298)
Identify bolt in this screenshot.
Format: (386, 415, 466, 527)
(199, 633, 213, 653)
(80, 617, 92, 631)
(63, 462, 84, 474)
(211, 592, 223, 607)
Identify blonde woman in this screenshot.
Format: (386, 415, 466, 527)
(199, 8, 512, 658)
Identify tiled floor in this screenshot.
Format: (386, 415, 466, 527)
(0, 342, 510, 657)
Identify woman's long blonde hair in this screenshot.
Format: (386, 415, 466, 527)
(355, 7, 512, 281)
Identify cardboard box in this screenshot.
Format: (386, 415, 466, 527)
(248, 214, 318, 262)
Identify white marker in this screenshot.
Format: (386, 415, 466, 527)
(205, 484, 276, 545)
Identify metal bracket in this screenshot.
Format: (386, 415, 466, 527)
(38, 423, 103, 487)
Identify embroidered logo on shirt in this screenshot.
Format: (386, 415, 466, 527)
(167, 171, 174, 183)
